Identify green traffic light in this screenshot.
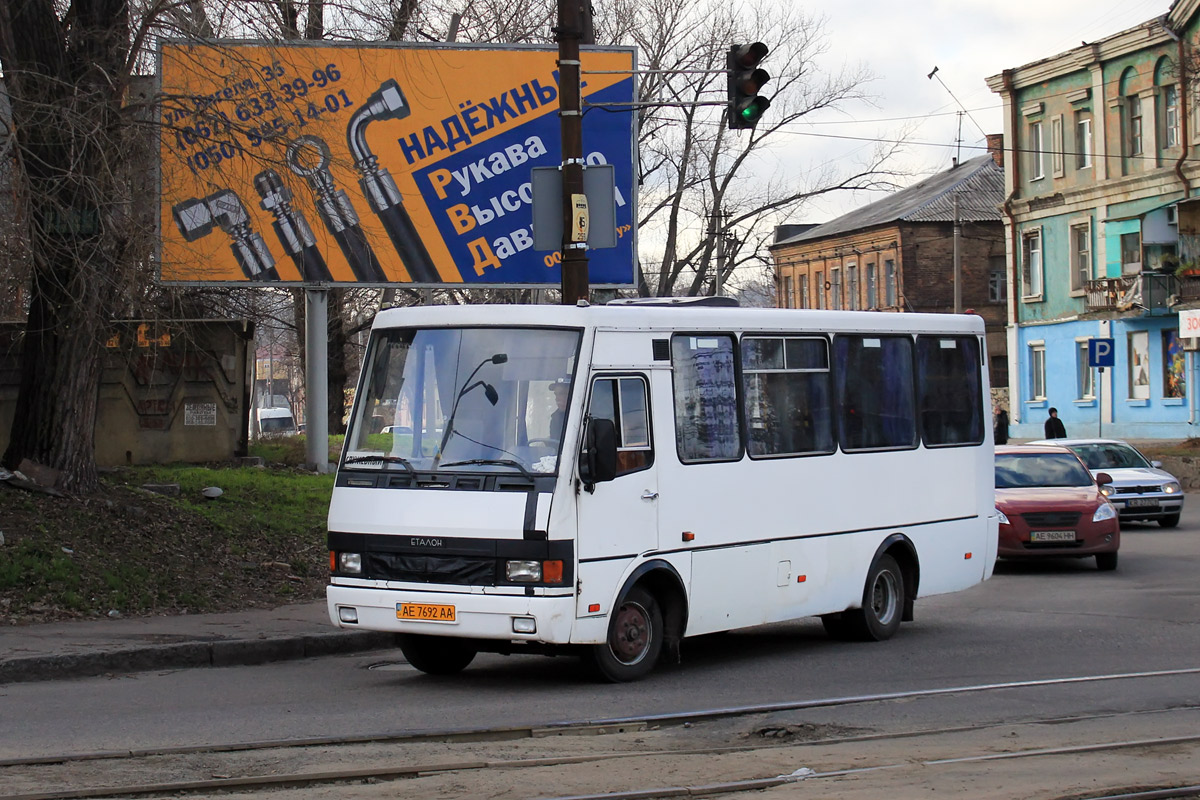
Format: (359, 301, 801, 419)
(739, 97, 771, 123)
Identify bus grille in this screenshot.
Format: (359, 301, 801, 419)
(365, 553, 496, 585)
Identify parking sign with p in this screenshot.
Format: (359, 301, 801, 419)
(1088, 337, 1115, 368)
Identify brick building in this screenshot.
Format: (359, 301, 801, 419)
(769, 150, 1009, 388)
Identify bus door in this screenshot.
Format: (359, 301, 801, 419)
(575, 373, 658, 566)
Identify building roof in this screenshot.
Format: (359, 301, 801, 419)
(770, 154, 1005, 248)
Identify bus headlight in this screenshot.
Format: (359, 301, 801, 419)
(338, 552, 362, 574)
(506, 560, 542, 581)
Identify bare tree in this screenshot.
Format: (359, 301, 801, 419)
(623, 0, 903, 297)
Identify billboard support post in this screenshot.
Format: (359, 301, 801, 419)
(557, 0, 589, 304)
(305, 289, 330, 473)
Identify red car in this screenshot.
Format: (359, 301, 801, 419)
(995, 444, 1120, 571)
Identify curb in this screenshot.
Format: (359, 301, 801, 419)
(0, 630, 394, 685)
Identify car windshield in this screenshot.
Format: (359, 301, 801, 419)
(344, 327, 581, 476)
(1068, 442, 1151, 471)
(995, 452, 1094, 488)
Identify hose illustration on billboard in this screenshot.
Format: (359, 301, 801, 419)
(347, 80, 441, 284)
(172, 191, 280, 281)
(253, 170, 335, 283)
(284, 135, 387, 283)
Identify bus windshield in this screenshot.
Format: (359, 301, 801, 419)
(345, 327, 581, 475)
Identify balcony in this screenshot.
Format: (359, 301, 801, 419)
(1084, 272, 1178, 314)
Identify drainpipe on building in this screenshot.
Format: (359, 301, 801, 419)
(1001, 69, 1022, 424)
(1163, 16, 1196, 425)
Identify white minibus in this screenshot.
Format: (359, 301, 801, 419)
(327, 299, 998, 681)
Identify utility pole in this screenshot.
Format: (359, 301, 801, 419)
(953, 192, 962, 314)
(557, 0, 589, 304)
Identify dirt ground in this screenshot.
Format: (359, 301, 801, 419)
(0, 476, 326, 626)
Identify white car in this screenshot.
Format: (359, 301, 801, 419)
(1027, 438, 1184, 528)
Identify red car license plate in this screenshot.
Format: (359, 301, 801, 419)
(1030, 530, 1075, 543)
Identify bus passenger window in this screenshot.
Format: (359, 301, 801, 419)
(588, 376, 653, 476)
(671, 335, 742, 462)
(834, 335, 917, 451)
(741, 336, 835, 457)
(917, 336, 983, 446)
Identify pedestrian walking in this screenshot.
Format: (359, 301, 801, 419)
(1044, 407, 1067, 439)
(994, 407, 1009, 444)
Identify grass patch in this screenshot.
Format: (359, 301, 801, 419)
(0, 462, 335, 623)
(120, 465, 335, 543)
(249, 434, 344, 466)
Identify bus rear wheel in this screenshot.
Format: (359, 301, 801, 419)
(396, 634, 477, 675)
(827, 554, 905, 642)
(585, 586, 663, 682)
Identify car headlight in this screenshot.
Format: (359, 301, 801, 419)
(1100, 484, 1114, 497)
(996, 509, 1010, 525)
(1093, 502, 1117, 522)
(1163, 481, 1181, 494)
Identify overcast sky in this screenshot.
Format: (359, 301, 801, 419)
(783, 0, 1170, 223)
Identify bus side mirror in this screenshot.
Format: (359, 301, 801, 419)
(580, 417, 618, 486)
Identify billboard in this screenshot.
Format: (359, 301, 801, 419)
(157, 42, 636, 286)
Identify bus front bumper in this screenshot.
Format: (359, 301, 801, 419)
(326, 584, 577, 644)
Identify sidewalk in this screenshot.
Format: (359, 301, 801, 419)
(0, 601, 393, 684)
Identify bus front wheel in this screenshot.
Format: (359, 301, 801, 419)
(396, 634, 477, 675)
(825, 554, 905, 642)
(585, 586, 664, 682)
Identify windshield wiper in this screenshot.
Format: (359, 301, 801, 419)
(439, 458, 534, 479)
(343, 454, 416, 476)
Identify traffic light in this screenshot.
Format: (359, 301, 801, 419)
(727, 43, 770, 130)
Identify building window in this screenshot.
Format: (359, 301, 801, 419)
(1129, 331, 1150, 399)
(866, 263, 877, 309)
(830, 268, 842, 310)
(1051, 115, 1064, 176)
(783, 275, 793, 308)
(1129, 94, 1144, 156)
(1164, 330, 1185, 399)
(1070, 223, 1091, 292)
(1030, 120, 1044, 180)
(1077, 341, 1095, 399)
(989, 262, 1006, 303)
(1029, 343, 1046, 401)
(798, 274, 809, 309)
(1076, 113, 1092, 168)
(1022, 230, 1043, 297)
(847, 264, 859, 310)
(884, 259, 897, 306)
(1165, 85, 1180, 148)
(815, 271, 824, 309)
(1121, 232, 1142, 275)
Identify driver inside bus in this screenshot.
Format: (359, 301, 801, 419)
(548, 377, 570, 442)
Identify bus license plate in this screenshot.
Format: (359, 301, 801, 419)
(397, 603, 456, 622)
(1126, 498, 1158, 508)
(1030, 530, 1075, 543)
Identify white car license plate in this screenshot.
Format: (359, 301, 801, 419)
(1126, 498, 1159, 508)
(1030, 530, 1076, 543)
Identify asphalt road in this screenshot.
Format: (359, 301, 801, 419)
(3, 503, 1199, 764)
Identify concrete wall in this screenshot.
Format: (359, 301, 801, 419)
(0, 319, 253, 466)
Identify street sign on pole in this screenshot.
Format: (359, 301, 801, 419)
(1088, 338, 1115, 368)
(1087, 337, 1114, 438)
